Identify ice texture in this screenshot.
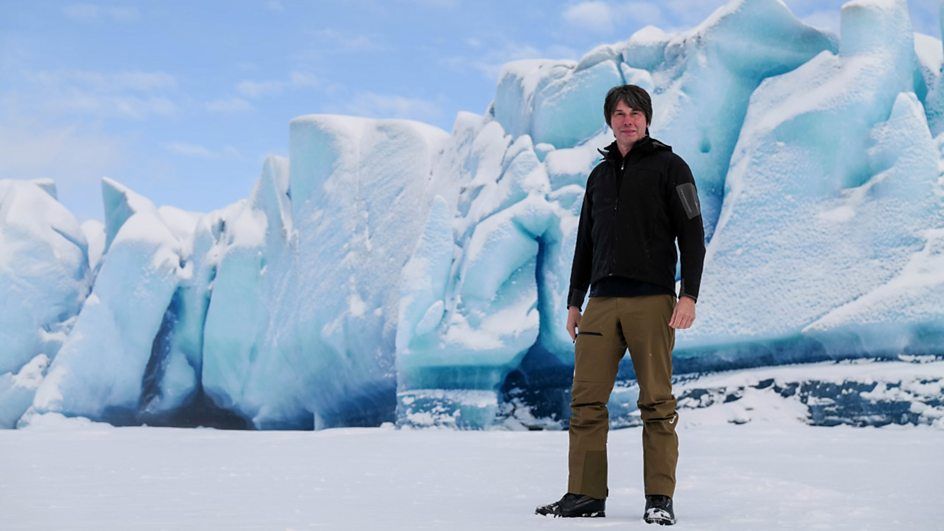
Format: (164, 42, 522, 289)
(198, 117, 449, 429)
(30, 184, 183, 423)
(0, 180, 90, 376)
(0, 354, 48, 428)
(681, 0, 940, 368)
(0, 180, 90, 425)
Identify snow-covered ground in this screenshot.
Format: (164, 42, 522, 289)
(2, 420, 941, 530)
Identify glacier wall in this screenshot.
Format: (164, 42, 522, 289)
(2, 0, 943, 430)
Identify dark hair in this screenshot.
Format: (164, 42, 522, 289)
(604, 85, 652, 129)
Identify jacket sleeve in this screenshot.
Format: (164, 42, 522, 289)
(567, 178, 594, 309)
(667, 156, 706, 301)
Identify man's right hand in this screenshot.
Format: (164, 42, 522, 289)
(566, 306, 582, 341)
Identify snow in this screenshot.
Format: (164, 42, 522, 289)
(101, 177, 159, 251)
(1, 423, 941, 530)
(2, 0, 944, 431)
(29, 178, 57, 199)
(156, 205, 201, 246)
(0, 354, 48, 428)
(670, 359, 944, 428)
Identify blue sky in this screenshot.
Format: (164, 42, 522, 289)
(2, 0, 941, 221)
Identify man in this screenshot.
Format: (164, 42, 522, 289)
(535, 85, 706, 526)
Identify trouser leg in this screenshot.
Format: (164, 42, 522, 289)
(620, 294, 678, 497)
(567, 297, 625, 499)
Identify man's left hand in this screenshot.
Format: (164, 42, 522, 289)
(669, 296, 696, 329)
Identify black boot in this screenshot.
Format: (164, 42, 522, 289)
(535, 493, 605, 517)
(643, 495, 676, 525)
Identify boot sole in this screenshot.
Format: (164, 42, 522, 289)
(535, 510, 605, 518)
(643, 515, 675, 525)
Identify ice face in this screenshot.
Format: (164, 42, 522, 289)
(530, 59, 623, 149)
(680, 0, 934, 365)
(0, 179, 89, 425)
(802, 96, 944, 356)
(31, 209, 182, 422)
(101, 177, 160, 251)
(197, 117, 449, 429)
(199, 158, 290, 426)
(492, 60, 574, 140)
(634, 0, 837, 242)
(917, 29, 944, 135)
(80, 219, 105, 273)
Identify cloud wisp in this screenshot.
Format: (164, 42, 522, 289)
(206, 97, 253, 113)
(165, 142, 242, 160)
(333, 91, 445, 124)
(62, 3, 140, 23)
(17, 69, 179, 120)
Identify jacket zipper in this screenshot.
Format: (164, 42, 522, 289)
(611, 159, 623, 274)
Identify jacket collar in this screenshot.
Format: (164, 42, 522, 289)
(598, 135, 672, 161)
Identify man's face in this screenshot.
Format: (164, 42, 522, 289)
(610, 100, 647, 146)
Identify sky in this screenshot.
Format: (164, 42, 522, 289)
(1, 0, 941, 221)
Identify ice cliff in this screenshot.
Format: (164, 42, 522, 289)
(2, 0, 942, 429)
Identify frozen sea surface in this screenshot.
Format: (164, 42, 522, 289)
(1, 422, 941, 530)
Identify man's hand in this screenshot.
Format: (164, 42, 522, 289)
(668, 296, 696, 329)
(566, 306, 582, 341)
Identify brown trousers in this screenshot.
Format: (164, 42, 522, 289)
(567, 295, 678, 499)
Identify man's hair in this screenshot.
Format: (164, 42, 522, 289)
(604, 85, 652, 129)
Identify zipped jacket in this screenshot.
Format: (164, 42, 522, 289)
(567, 136, 706, 309)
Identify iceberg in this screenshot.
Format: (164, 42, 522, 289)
(0, 180, 90, 376)
(0, 179, 90, 426)
(29, 181, 183, 423)
(681, 0, 942, 369)
(199, 116, 449, 429)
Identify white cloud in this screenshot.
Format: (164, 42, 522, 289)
(398, 0, 459, 7)
(206, 97, 253, 113)
(62, 3, 140, 23)
(110, 96, 176, 118)
(289, 71, 320, 88)
(444, 41, 579, 82)
(166, 142, 241, 159)
(656, 0, 728, 31)
(562, 1, 671, 36)
(233, 71, 321, 100)
(264, 0, 284, 12)
(0, 119, 125, 219)
(45, 95, 176, 119)
(564, 1, 616, 33)
(236, 79, 286, 98)
(16, 69, 179, 119)
(339, 91, 443, 123)
(29, 69, 177, 92)
(310, 29, 379, 52)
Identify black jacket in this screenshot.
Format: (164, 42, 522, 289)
(567, 136, 706, 309)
